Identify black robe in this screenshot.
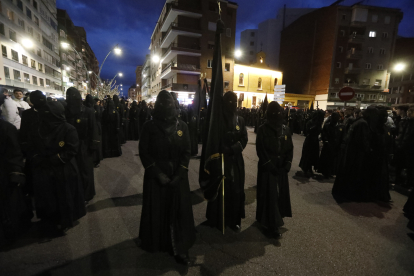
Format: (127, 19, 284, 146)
(28, 122, 86, 229)
(66, 105, 98, 201)
(139, 119, 196, 255)
(206, 116, 248, 230)
(102, 105, 122, 158)
(93, 104, 103, 164)
(317, 121, 338, 177)
(129, 105, 140, 140)
(256, 123, 293, 232)
(123, 106, 130, 141)
(299, 120, 321, 173)
(188, 109, 199, 156)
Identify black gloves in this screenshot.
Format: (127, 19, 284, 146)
(148, 166, 171, 185)
(169, 166, 187, 187)
(264, 162, 279, 175)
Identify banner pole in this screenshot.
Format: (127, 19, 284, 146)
(222, 154, 225, 235)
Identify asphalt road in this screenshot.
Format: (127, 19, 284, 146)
(1, 127, 413, 276)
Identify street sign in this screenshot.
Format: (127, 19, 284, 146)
(274, 84, 286, 104)
(339, 86, 355, 101)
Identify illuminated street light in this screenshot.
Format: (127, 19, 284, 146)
(120, 84, 123, 86)
(394, 63, 406, 72)
(66, 67, 70, 71)
(61, 42, 70, 49)
(114, 47, 122, 55)
(118, 73, 123, 77)
(88, 71, 92, 74)
(22, 38, 33, 48)
(152, 55, 160, 63)
(235, 49, 242, 58)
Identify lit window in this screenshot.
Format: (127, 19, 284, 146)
(369, 31, 376, 37)
(258, 77, 262, 89)
(207, 59, 213, 68)
(239, 73, 244, 85)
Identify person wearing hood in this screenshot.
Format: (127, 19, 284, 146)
(206, 91, 248, 233)
(102, 99, 122, 158)
(256, 101, 293, 238)
(317, 112, 340, 178)
(121, 98, 129, 141)
(65, 87, 98, 203)
(84, 94, 102, 167)
(129, 101, 140, 140)
(139, 100, 151, 135)
(139, 90, 196, 266)
(0, 94, 32, 248)
(27, 101, 86, 235)
(113, 95, 126, 145)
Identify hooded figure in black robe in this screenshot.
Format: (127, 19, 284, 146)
(187, 104, 199, 156)
(139, 90, 196, 265)
(129, 101, 140, 140)
(206, 91, 248, 232)
(317, 112, 340, 177)
(28, 101, 86, 232)
(120, 98, 128, 142)
(139, 100, 151, 135)
(0, 94, 32, 248)
(93, 98, 103, 165)
(256, 101, 293, 238)
(84, 95, 102, 167)
(65, 88, 98, 202)
(299, 110, 324, 175)
(113, 95, 125, 144)
(102, 99, 122, 158)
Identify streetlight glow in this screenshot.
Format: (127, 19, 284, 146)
(120, 84, 123, 86)
(114, 47, 122, 55)
(235, 49, 242, 58)
(394, 63, 406, 72)
(152, 55, 160, 63)
(118, 73, 123, 77)
(88, 71, 92, 74)
(22, 38, 33, 48)
(66, 67, 70, 71)
(61, 42, 70, 49)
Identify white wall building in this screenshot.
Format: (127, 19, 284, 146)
(0, 0, 62, 96)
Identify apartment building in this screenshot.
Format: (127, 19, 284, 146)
(57, 9, 99, 97)
(0, 0, 62, 96)
(146, 0, 237, 104)
(128, 84, 137, 100)
(387, 37, 414, 105)
(135, 65, 142, 101)
(141, 54, 150, 100)
(279, 4, 403, 110)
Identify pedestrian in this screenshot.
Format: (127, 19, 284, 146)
(1, 89, 24, 129)
(206, 91, 248, 232)
(256, 101, 293, 238)
(138, 90, 196, 266)
(317, 112, 340, 178)
(102, 99, 122, 158)
(394, 105, 409, 187)
(65, 87, 98, 203)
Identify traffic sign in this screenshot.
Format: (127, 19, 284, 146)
(339, 86, 355, 101)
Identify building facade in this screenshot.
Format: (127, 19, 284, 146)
(280, 5, 403, 110)
(146, 0, 238, 104)
(128, 84, 137, 100)
(387, 37, 414, 105)
(135, 65, 142, 101)
(141, 54, 150, 100)
(0, 0, 62, 96)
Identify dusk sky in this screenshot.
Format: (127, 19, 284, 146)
(57, 0, 414, 96)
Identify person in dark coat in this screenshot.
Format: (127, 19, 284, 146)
(84, 95, 102, 167)
(256, 101, 293, 238)
(122, 99, 130, 140)
(317, 112, 340, 178)
(129, 101, 140, 140)
(102, 99, 122, 158)
(28, 101, 86, 234)
(113, 95, 126, 144)
(93, 98, 103, 166)
(139, 101, 151, 135)
(206, 91, 248, 232)
(395, 105, 409, 187)
(119, 98, 127, 143)
(65, 88, 98, 202)
(187, 104, 199, 156)
(299, 110, 324, 175)
(139, 90, 196, 266)
(0, 94, 32, 248)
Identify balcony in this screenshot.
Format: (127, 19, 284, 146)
(344, 67, 361, 74)
(161, 43, 201, 64)
(346, 49, 363, 59)
(160, 1, 202, 32)
(160, 62, 200, 79)
(348, 34, 365, 43)
(160, 22, 202, 48)
(161, 83, 173, 90)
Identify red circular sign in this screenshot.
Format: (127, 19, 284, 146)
(339, 86, 355, 101)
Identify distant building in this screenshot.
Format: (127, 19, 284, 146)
(239, 8, 315, 69)
(135, 65, 142, 102)
(128, 84, 137, 100)
(141, 54, 150, 100)
(147, 0, 238, 103)
(0, 0, 63, 96)
(279, 4, 403, 110)
(387, 37, 414, 105)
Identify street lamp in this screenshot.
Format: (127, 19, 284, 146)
(98, 44, 122, 77)
(152, 55, 160, 63)
(114, 47, 122, 55)
(235, 49, 242, 58)
(394, 63, 406, 72)
(110, 72, 122, 84)
(65, 66, 70, 71)
(22, 38, 33, 48)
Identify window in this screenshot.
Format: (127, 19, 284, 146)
(239, 73, 244, 85)
(24, 73, 30, 83)
(34, 16, 39, 26)
(4, 66, 10, 79)
(226, 28, 231, 37)
(362, 78, 370, 85)
(11, 50, 18, 61)
(385, 16, 390, 24)
(0, 23, 4, 35)
(251, 32, 255, 37)
(374, 79, 382, 86)
(379, 48, 386, 55)
(379, 94, 384, 100)
(13, 69, 21, 81)
(60, 30, 66, 38)
(1, 45, 7, 57)
(342, 14, 346, 20)
(26, 7, 32, 19)
(36, 48, 41, 57)
(377, 64, 383, 70)
(382, 32, 388, 38)
(46, 79, 51, 87)
(335, 78, 339, 84)
(365, 63, 371, 69)
(258, 77, 262, 89)
(9, 29, 16, 42)
(31, 59, 36, 68)
(7, 9, 14, 21)
(274, 78, 278, 86)
(208, 42, 214, 49)
(369, 31, 376, 37)
(22, 55, 28, 66)
(208, 22, 216, 31)
(330, 92, 338, 98)
(18, 18, 25, 29)
(340, 30, 345, 37)
(250, 51, 253, 55)
(32, 76, 38, 85)
(17, 0, 23, 11)
(336, 62, 341, 68)
(33, 0, 38, 10)
(42, 36, 53, 51)
(339, 46, 343, 53)
(27, 26, 33, 37)
(207, 59, 213, 68)
(38, 63, 43, 71)
(224, 63, 230, 72)
(372, 15, 378, 22)
(368, 47, 374, 54)
(224, 81, 229, 88)
(250, 41, 254, 46)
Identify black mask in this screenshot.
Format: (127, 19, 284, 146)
(39, 101, 66, 130)
(153, 90, 177, 122)
(84, 94, 94, 108)
(266, 101, 284, 126)
(66, 87, 82, 116)
(330, 112, 340, 125)
(222, 91, 237, 129)
(30, 90, 47, 110)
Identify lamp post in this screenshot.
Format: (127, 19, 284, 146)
(98, 44, 122, 78)
(110, 72, 122, 84)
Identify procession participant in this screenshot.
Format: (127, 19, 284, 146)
(256, 101, 293, 238)
(139, 90, 195, 266)
(206, 91, 248, 233)
(118, 98, 127, 144)
(299, 110, 324, 176)
(102, 99, 122, 158)
(129, 101, 140, 140)
(28, 101, 86, 234)
(395, 105, 409, 187)
(113, 95, 125, 145)
(65, 87, 98, 203)
(139, 100, 151, 136)
(187, 104, 199, 156)
(317, 112, 340, 178)
(84, 95, 102, 167)
(121, 99, 130, 140)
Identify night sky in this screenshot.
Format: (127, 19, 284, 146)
(57, 0, 414, 96)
